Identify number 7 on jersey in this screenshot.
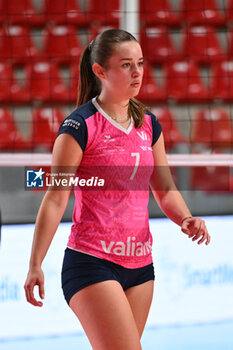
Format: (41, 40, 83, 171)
(130, 152, 140, 180)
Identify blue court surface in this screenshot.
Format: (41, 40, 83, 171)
(0, 321, 233, 350)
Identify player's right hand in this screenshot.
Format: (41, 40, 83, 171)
(24, 266, 45, 307)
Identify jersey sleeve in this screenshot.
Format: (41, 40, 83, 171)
(57, 113, 88, 152)
(148, 111, 162, 146)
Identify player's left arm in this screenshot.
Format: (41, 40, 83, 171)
(150, 132, 210, 245)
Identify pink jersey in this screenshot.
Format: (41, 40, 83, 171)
(57, 97, 162, 268)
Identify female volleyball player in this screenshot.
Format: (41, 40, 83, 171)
(24, 29, 210, 350)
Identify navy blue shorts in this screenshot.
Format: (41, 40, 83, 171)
(61, 248, 155, 305)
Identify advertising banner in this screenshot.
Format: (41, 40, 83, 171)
(0, 216, 233, 339)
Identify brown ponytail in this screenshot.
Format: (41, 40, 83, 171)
(77, 46, 101, 107)
(77, 29, 146, 128)
(128, 98, 146, 128)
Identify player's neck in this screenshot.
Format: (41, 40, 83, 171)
(97, 94, 129, 122)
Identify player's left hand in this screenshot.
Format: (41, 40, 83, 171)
(181, 217, 211, 245)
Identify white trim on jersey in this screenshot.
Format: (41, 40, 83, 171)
(92, 96, 134, 135)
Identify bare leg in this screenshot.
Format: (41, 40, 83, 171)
(125, 280, 154, 338)
(69, 280, 142, 350)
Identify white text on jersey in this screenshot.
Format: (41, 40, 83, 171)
(100, 237, 152, 257)
(137, 131, 148, 140)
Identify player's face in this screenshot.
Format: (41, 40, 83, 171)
(103, 41, 144, 100)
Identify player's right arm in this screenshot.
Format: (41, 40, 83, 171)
(24, 133, 83, 307)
